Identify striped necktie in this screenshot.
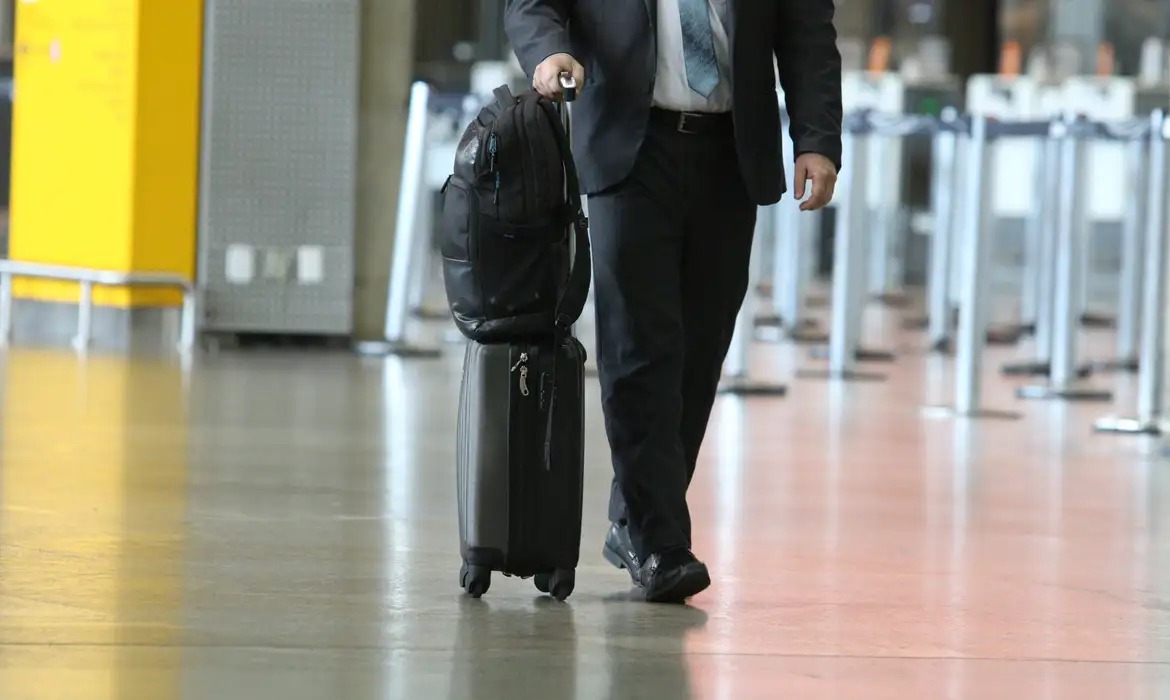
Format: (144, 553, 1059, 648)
(678, 0, 720, 98)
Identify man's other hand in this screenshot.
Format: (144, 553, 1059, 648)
(793, 153, 838, 211)
(534, 53, 586, 99)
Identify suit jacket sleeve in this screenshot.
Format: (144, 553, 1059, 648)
(775, 0, 843, 171)
(505, 0, 575, 79)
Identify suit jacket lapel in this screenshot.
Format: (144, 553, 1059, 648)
(644, 0, 657, 28)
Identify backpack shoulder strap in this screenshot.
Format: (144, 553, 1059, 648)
(534, 98, 591, 333)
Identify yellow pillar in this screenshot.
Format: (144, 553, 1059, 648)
(9, 0, 203, 307)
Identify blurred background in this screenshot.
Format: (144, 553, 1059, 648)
(2, 0, 1169, 349)
(0, 0, 1165, 344)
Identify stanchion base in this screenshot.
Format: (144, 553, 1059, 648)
(717, 379, 789, 397)
(902, 316, 929, 330)
(791, 327, 830, 345)
(795, 368, 887, 382)
(872, 292, 911, 308)
(352, 340, 443, 358)
(1002, 360, 1050, 377)
(1015, 384, 1113, 402)
(987, 324, 1026, 346)
(930, 332, 1018, 354)
(754, 314, 821, 331)
(1083, 357, 1139, 374)
(1092, 416, 1164, 436)
(921, 405, 1023, 421)
(808, 346, 896, 363)
(1080, 312, 1116, 329)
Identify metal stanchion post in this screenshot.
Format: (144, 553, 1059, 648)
(766, 199, 793, 325)
(983, 134, 1050, 347)
(925, 115, 1020, 420)
(720, 210, 789, 397)
(925, 109, 960, 352)
(765, 191, 826, 344)
(1017, 115, 1112, 402)
(1095, 111, 1168, 435)
(790, 209, 826, 343)
(1003, 132, 1062, 377)
(1088, 134, 1147, 373)
(869, 133, 905, 306)
(1018, 138, 1049, 336)
(355, 81, 443, 358)
(753, 201, 781, 329)
(1116, 135, 1148, 368)
(0, 272, 12, 347)
(798, 111, 888, 381)
(758, 113, 825, 342)
(757, 112, 791, 332)
(408, 193, 447, 320)
(73, 280, 93, 353)
(179, 290, 198, 353)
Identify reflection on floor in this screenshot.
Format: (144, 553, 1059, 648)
(2, 316, 1170, 699)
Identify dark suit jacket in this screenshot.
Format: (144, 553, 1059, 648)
(504, 0, 843, 205)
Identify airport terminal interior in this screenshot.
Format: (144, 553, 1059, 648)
(9, 0, 1170, 697)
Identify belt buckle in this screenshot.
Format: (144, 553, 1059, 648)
(677, 112, 699, 134)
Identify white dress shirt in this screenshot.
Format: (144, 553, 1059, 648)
(653, 0, 734, 113)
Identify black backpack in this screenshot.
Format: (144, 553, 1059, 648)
(440, 85, 590, 344)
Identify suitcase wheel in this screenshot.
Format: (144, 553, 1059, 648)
(461, 562, 492, 599)
(548, 568, 575, 602)
(534, 572, 552, 594)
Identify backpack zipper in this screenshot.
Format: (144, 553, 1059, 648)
(488, 132, 500, 205)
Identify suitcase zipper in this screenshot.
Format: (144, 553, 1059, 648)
(511, 352, 530, 397)
(510, 348, 530, 569)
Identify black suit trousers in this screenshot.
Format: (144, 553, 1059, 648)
(589, 115, 757, 560)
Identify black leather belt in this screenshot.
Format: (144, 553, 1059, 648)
(649, 107, 732, 135)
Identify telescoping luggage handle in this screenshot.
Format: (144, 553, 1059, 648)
(558, 73, 576, 147)
(540, 72, 585, 472)
(560, 73, 577, 101)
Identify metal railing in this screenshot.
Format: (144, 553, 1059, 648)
(0, 260, 197, 352)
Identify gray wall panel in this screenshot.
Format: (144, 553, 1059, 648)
(198, 0, 360, 335)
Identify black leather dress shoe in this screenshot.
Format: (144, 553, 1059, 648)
(639, 548, 710, 603)
(602, 522, 642, 585)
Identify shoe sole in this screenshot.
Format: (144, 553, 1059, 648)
(644, 562, 711, 604)
(602, 542, 642, 587)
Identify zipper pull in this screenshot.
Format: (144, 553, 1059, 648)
(511, 351, 530, 397)
(488, 134, 500, 204)
(510, 352, 528, 373)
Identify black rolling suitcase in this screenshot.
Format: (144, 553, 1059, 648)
(449, 75, 590, 601)
(456, 336, 587, 600)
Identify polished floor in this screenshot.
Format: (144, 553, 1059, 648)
(2, 311, 1170, 699)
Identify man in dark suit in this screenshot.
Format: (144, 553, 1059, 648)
(505, 0, 842, 603)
